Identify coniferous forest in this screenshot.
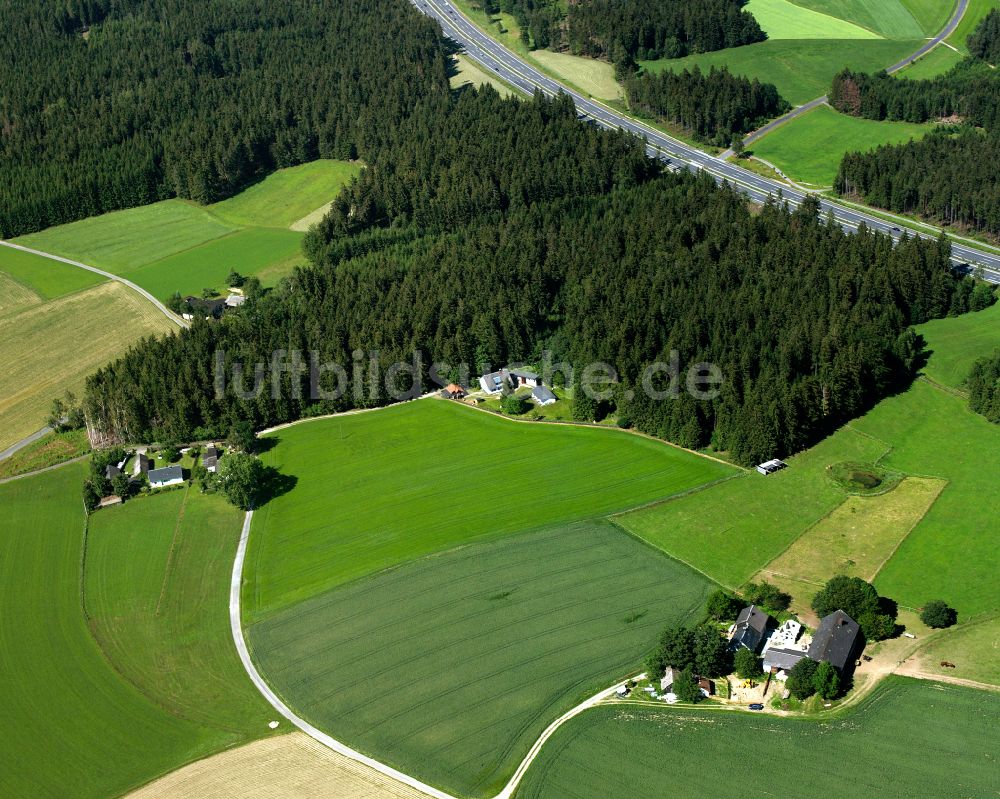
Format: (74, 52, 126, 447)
(624, 67, 788, 146)
(4, 0, 982, 465)
(968, 351, 1000, 423)
(0, 0, 449, 238)
(831, 10, 1000, 237)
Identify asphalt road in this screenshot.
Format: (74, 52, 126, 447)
(413, 0, 1000, 284)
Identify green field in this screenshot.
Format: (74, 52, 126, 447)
(900, 42, 965, 79)
(130, 228, 303, 298)
(0, 244, 104, 300)
(751, 104, 931, 186)
(246, 401, 734, 619)
(917, 299, 1000, 388)
(912, 616, 1000, 685)
(208, 160, 361, 229)
(0, 428, 90, 480)
(249, 521, 712, 797)
(641, 39, 923, 105)
(85, 486, 275, 736)
(14, 160, 359, 299)
(788, 0, 937, 38)
(948, 0, 1000, 52)
(620, 304, 1000, 618)
(450, 54, 516, 97)
(748, 0, 883, 38)
(530, 50, 622, 99)
(0, 465, 226, 798)
(516, 678, 1000, 799)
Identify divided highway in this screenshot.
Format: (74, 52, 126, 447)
(414, 0, 1000, 284)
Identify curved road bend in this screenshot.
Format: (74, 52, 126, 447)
(0, 240, 188, 328)
(736, 0, 969, 151)
(230, 507, 629, 799)
(413, 0, 1000, 283)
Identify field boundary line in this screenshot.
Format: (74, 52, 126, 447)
(868, 477, 949, 582)
(0, 240, 188, 329)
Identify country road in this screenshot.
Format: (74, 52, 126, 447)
(0, 240, 188, 328)
(412, 0, 1000, 284)
(729, 0, 970, 153)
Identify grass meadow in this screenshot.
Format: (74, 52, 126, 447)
(0, 281, 175, 451)
(245, 400, 734, 620)
(911, 616, 1000, 686)
(948, 0, 1000, 52)
(0, 428, 90, 479)
(790, 0, 942, 38)
(750, 104, 930, 186)
(641, 39, 922, 105)
(85, 486, 275, 736)
(746, 0, 883, 38)
(899, 43, 964, 79)
(248, 520, 712, 798)
(530, 50, 622, 99)
(0, 465, 224, 798)
(14, 159, 359, 299)
(450, 54, 516, 98)
(516, 678, 1000, 799)
(0, 244, 104, 300)
(917, 299, 1000, 389)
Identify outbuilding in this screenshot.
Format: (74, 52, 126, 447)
(730, 604, 774, 653)
(808, 610, 864, 674)
(756, 459, 787, 476)
(531, 385, 557, 406)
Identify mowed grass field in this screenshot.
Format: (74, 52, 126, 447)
(249, 521, 712, 797)
(516, 678, 1000, 799)
(747, 0, 882, 38)
(0, 465, 225, 798)
(127, 733, 433, 799)
(14, 160, 358, 299)
(910, 616, 1000, 686)
(751, 104, 931, 186)
(530, 50, 622, 100)
(0, 244, 104, 300)
(85, 486, 275, 736)
(450, 54, 516, 98)
(789, 0, 942, 38)
(900, 42, 964, 79)
(621, 304, 1000, 618)
(245, 400, 734, 619)
(0, 280, 175, 451)
(755, 476, 945, 611)
(948, 0, 1000, 52)
(917, 299, 1000, 388)
(641, 39, 922, 105)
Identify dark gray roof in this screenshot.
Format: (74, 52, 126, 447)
(105, 464, 121, 479)
(136, 453, 150, 473)
(148, 465, 183, 483)
(532, 385, 557, 403)
(202, 456, 218, 470)
(510, 368, 538, 379)
(204, 445, 219, 459)
(808, 610, 863, 672)
(731, 605, 773, 652)
(763, 647, 807, 671)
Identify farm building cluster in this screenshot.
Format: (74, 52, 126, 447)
(440, 367, 558, 407)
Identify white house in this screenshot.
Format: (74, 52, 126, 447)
(148, 465, 183, 488)
(532, 385, 557, 406)
(756, 459, 787, 475)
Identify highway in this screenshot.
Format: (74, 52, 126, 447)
(412, 0, 1000, 284)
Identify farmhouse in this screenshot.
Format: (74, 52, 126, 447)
(729, 605, 774, 653)
(763, 647, 807, 675)
(441, 383, 467, 399)
(478, 367, 543, 394)
(479, 370, 507, 394)
(808, 610, 864, 674)
(509, 368, 541, 388)
(756, 459, 787, 475)
(532, 385, 557, 406)
(148, 465, 184, 488)
(202, 445, 219, 473)
(133, 452, 150, 476)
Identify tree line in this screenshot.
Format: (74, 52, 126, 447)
(83, 127, 982, 465)
(0, 0, 450, 237)
(624, 65, 788, 146)
(968, 350, 1000, 423)
(829, 10, 1000, 237)
(482, 0, 764, 67)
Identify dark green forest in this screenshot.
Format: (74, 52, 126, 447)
(968, 351, 1000, 423)
(830, 11, 1000, 237)
(0, 0, 449, 237)
(624, 66, 788, 146)
(482, 0, 764, 66)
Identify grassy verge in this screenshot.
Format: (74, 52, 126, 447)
(0, 428, 90, 479)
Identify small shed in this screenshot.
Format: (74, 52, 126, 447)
(756, 459, 787, 476)
(531, 385, 557, 406)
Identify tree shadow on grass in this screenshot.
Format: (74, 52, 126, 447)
(255, 465, 297, 507)
(255, 436, 280, 455)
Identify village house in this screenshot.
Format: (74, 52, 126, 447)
(478, 367, 543, 395)
(133, 452, 150, 476)
(532, 385, 557, 406)
(808, 610, 864, 675)
(148, 465, 184, 488)
(440, 383, 467, 399)
(729, 604, 774, 653)
(202, 445, 219, 473)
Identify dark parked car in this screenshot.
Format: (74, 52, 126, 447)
(748, 703, 764, 711)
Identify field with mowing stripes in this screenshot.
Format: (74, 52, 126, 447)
(747, 0, 882, 38)
(245, 400, 734, 619)
(788, 0, 934, 38)
(14, 160, 358, 299)
(85, 486, 274, 736)
(248, 520, 712, 798)
(0, 280, 174, 451)
(517, 678, 1000, 799)
(750, 104, 930, 187)
(0, 465, 224, 798)
(0, 244, 104, 299)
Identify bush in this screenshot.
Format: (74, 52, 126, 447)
(812, 660, 840, 699)
(786, 657, 818, 699)
(706, 589, 742, 621)
(743, 580, 791, 612)
(500, 393, 529, 416)
(673, 665, 700, 703)
(920, 600, 958, 629)
(734, 647, 762, 680)
(82, 480, 100, 513)
(812, 575, 896, 640)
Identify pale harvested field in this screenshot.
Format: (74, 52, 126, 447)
(0, 270, 42, 318)
(127, 733, 435, 799)
(290, 201, 334, 232)
(756, 476, 946, 610)
(0, 281, 174, 450)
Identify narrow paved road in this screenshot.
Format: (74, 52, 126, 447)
(0, 426, 52, 462)
(0, 240, 188, 328)
(413, 0, 1000, 283)
(727, 0, 968, 153)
